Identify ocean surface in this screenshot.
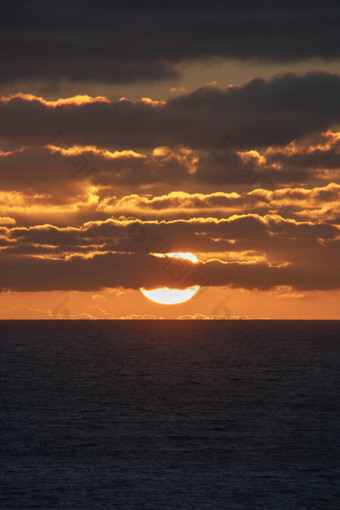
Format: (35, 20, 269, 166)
(0, 320, 339, 509)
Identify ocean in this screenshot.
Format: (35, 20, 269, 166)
(0, 320, 339, 509)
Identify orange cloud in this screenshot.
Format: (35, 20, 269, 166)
(0, 216, 16, 225)
(0, 147, 26, 157)
(119, 97, 166, 107)
(46, 144, 146, 159)
(1, 93, 109, 107)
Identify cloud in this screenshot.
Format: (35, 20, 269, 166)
(1, 172, 339, 227)
(1, 74, 340, 153)
(0, 203, 339, 292)
(1, 133, 340, 207)
(0, 216, 16, 225)
(0, 93, 110, 107)
(0, 244, 339, 292)
(1, 1, 340, 85)
(3, 211, 337, 254)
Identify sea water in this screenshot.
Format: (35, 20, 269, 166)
(0, 320, 339, 509)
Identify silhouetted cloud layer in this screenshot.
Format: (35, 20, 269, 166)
(1, 1, 340, 85)
(0, 189, 339, 292)
(1, 73, 340, 154)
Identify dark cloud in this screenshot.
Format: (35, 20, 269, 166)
(1, 136, 339, 199)
(1, 1, 340, 85)
(1, 73, 340, 153)
(0, 58, 179, 85)
(0, 211, 339, 292)
(0, 145, 198, 195)
(0, 240, 339, 292)
(4, 213, 338, 251)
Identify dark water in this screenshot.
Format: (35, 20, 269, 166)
(0, 320, 339, 509)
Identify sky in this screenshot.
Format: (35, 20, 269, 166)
(1, 0, 340, 319)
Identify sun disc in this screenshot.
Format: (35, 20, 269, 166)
(140, 286, 200, 304)
(140, 252, 200, 305)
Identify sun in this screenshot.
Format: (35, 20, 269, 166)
(140, 253, 200, 305)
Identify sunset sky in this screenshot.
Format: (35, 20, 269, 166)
(1, 1, 340, 319)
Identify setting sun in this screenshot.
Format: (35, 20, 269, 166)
(140, 253, 200, 304)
